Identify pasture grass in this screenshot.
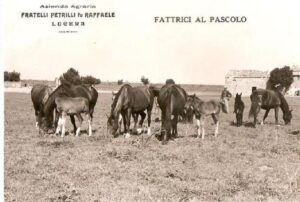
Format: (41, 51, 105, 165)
(4, 92, 300, 201)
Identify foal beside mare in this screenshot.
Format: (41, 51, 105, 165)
(55, 96, 92, 137)
(184, 94, 229, 139)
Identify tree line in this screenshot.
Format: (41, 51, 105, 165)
(4, 66, 295, 92)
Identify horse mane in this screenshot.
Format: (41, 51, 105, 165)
(110, 84, 132, 116)
(43, 85, 63, 116)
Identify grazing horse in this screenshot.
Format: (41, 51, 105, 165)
(55, 96, 92, 137)
(107, 84, 159, 138)
(233, 93, 245, 126)
(31, 84, 53, 130)
(249, 89, 292, 126)
(157, 84, 187, 144)
(38, 82, 98, 134)
(184, 94, 228, 139)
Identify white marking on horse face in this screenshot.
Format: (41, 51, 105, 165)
(171, 115, 174, 120)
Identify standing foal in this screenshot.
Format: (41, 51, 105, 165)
(55, 96, 92, 137)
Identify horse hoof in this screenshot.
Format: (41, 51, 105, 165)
(136, 128, 143, 134)
(162, 140, 168, 145)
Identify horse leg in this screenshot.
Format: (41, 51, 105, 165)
(200, 118, 205, 139)
(133, 113, 138, 129)
(146, 109, 152, 135)
(262, 109, 270, 125)
(35, 110, 39, 130)
(75, 114, 83, 136)
(55, 113, 62, 135)
(118, 114, 123, 134)
(275, 107, 279, 125)
(87, 113, 92, 136)
(212, 114, 219, 137)
(196, 118, 201, 138)
(171, 115, 178, 138)
(61, 112, 67, 137)
(70, 115, 77, 134)
(124, 109, 132, 138)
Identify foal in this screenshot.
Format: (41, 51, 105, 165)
(55, 96, 92, 137)
(185, 94, 228, 139)
(233, 93, 245, 126)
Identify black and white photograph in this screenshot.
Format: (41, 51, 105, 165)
(2, 0, 300, 201)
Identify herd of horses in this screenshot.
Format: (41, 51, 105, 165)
(31, 80, 293, 144)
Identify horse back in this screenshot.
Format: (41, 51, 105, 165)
(55, 96, 89, 114)
(158, 84, 187, 114)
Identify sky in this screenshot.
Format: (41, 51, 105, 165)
(3, 0, 300, 84)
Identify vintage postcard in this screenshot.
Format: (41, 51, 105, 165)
(2, 0, 300, 201)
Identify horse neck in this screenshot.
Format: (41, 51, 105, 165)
(43, 87, 62, 116)
(111, 86, 130, 117)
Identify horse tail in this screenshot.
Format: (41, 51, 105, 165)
(170, 93, 175, 119)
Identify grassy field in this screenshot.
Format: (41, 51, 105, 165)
(4, 92, 300, 201)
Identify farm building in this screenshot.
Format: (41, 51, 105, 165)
(225, 70, 269, 96)
(287, 65, 300, 96)
(225, 66, 300, 96)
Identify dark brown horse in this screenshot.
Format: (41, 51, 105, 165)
(31, 84, 53, 130)
(107, 84, 159, 138)
(184, 94, 228, 139)
(233, 93, 245, 126)
(249, 89, 292, 126)
(38, 81, 98, 134)
(157, 84, 187, 144)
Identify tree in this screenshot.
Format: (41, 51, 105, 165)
(81, 75, 101, 84)
(141, 76, 149, 85)
(266, 66, 294, 92)
(60, 68, 82, 85)
(166, 79, 175, 85)
(4, 71, 9, 81)
(4, 71, 20, 81)
(117, 79, 123, 85)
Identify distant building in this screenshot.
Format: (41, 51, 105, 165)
(287, 65, 300, 96)
(225, 70, 269, 96)
(225, 66, 300, 96)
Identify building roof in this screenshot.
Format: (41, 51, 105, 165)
(226, 70, 269, 78)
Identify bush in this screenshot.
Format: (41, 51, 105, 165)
(141, 76, 149, 85)
(117, 79, 123, 85)
(81, 75, 101, 84)
(266, 66, 294, 92)
(166, 79, 175, 85)
(4, 71, 21, 81)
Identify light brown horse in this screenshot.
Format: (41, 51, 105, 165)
(184, 94, 228, 139)
(55, 96, 92, 137)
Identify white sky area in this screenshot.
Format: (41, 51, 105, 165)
(3, 0, 300, 84)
